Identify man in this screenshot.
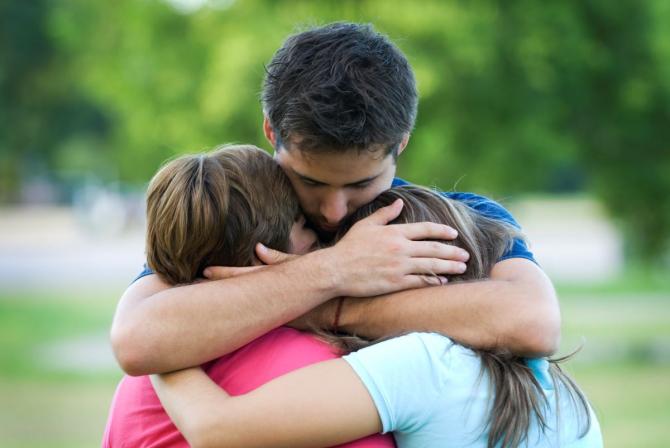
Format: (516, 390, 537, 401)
(111, 22, 560, 377)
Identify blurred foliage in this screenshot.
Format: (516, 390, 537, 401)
(1, 0, 669, 263)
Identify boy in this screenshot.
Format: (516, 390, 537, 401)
(103, 145, 393, 447)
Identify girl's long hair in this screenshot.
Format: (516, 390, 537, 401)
(326, 185, 591, 448)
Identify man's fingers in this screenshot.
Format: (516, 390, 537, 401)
(408, 258, 468, 276)
(402, 274, 446, 289)
(407, 241, 470, 262)
(203, 265, 264, 280)
(397, 221, 458, 241)
(255, 243, 297, 265)
(358, 199, 404, 226)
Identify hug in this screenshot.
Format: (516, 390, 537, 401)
(106, 23, 603, 447)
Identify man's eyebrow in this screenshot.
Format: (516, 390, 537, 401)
(295, 173, 326, 185)
(294, 171, 380, 187)
(343, 175, 379, 187)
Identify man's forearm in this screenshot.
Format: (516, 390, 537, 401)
(111, 253, 337, 375)
(112, 209, 470, 376)
(338, 259, 561, 357)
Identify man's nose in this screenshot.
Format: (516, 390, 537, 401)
(320, 191, 349, 225)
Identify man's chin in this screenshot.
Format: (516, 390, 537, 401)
(311, 224, 338, 242)
(304, 217, 340, 241)
(313, 228, 334, 243)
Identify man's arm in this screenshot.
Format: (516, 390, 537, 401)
(111, 255, 335, 376)
(337, 258, 560, 357)
(287, 258, 559, 357)
(111, 201, 467, 375)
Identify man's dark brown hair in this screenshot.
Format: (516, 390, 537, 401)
(145, 144, 300, 285)
(262, 22, 418, 155)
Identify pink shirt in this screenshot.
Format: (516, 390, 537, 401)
(103, 326, 395, 447)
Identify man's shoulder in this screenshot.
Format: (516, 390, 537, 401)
(392, 178, 515, 224)
(392, 178, 501, 204)
(392, 178, 536, 263)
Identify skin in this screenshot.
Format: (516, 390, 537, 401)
(150, 265, 561, 448)
(146, 224, 382, 447)
(110, 117, 560, 376)
(287, 215, 318, 255)
(147, 189, 559, 448)
(151, 359, 378, 448)
(149, 189, 560, 448)
(269, 118, 408, 236)
(112, 198, 463, 375)
(259, 118, 559, 352)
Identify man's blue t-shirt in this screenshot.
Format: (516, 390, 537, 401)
(134, 177, 534, 281)
(391, 177, 534, 263)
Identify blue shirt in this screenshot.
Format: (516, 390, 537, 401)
(134, 177, 534, 281)
(344, 332, 603, 447)
(391, 177, 535, 264)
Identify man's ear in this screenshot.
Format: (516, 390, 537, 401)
(263, 116, 277, 148)
(397, 133, 410, 156)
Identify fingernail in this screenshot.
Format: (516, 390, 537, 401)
(457, 263, 467, 273)
(449, 229, 458, 238)
(203, 268, 211, 277)
(256, 242, 267, 253)
(438, 275, 449, 285)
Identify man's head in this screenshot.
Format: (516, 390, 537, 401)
(145, 145, 316, 285)
(262, 22, 418, 235)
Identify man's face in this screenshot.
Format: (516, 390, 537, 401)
(275, 146, 397, 237)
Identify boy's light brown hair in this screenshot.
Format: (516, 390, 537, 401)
(145, 144, 300, 285)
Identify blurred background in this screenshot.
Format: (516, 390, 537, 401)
(1, 0, 669, 446)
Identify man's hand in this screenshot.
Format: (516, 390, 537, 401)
(203, 244, 297, 280)
(316, 199, 468, 298)
(209, 200, 467, 300)
(335, 258, 561, 357)
(203, 265, 265, 279)
(285, 299, 338, 331)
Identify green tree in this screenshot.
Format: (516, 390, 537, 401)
(1, 0, 668, 263)
(0, 0, 109, 201)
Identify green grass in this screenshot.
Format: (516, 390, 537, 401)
(0, 283, 669, 447)
(571, 362, 670, 448)
(0, 291, 124, 447)
(560, 293, 670, 350)
(0, 291, 120, 381)
(0, 379, 120, 448)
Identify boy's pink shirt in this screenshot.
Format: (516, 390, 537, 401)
(102, 326, 395, 447)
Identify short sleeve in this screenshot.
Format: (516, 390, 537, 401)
(342, 333, 450, 434)
(442, 192, 535, 263)
(131, 264, 155, 284)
